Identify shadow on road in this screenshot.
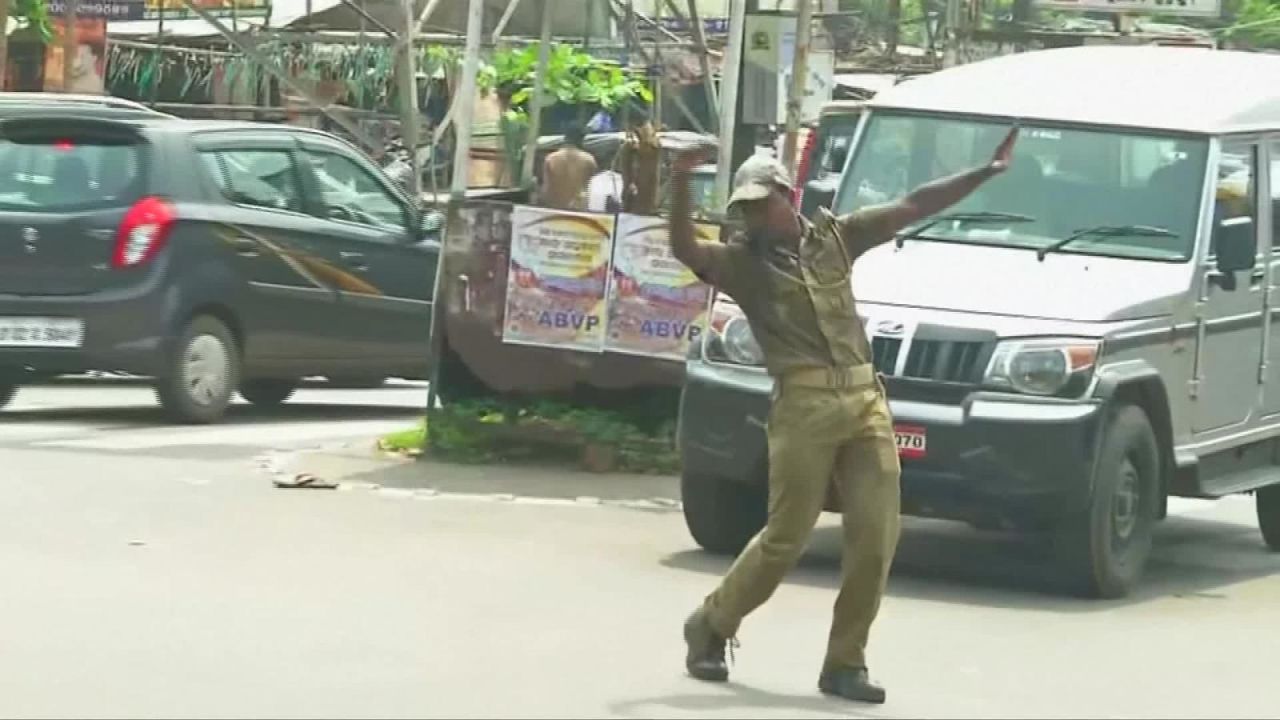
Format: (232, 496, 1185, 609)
(0, 401, 423, 428)
(661, 514, 1280, 612)
(610, 681, 873, 719)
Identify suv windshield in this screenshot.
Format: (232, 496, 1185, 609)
(836, 112, 1209, 261)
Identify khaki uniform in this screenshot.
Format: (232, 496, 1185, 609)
(693, 208, 902, 673)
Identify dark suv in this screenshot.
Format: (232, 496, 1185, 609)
(0, 114, 440, 423)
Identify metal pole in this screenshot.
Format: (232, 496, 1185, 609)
(686, 0, 718, 127)
(151, 10, 166, 105)
(399, 0, 423, 199)
(491, 0, 525, 43)
(780, 0, 812, 174)
(652, 0, 661, 127)
(62, 0, 79, 92)
(713, 0, 745, 214)
(943, 0, 959, 68)
(521, 0, 553, 191)
(416, 0, 447, 31)
(450, 0, 484, 197)
(0, 0, 10, 91)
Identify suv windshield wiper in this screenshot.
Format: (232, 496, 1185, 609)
(895, 211, 1035, 248)
(1035, 224, 1177, 262)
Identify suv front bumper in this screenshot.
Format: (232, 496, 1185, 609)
(678, 360, 1108, 528)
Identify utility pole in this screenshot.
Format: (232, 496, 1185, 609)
(62, 0, 79, 91)
(780, 0, 813, 175)
(398, 0, 423, 198)
(713, 0, 747, 214)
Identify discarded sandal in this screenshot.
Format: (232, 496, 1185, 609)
(273, 473, 339, 490)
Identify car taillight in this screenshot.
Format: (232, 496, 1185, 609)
(792, 127, 818, 207)
(113, 196, 175, 269)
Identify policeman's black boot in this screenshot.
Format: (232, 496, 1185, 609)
(819, 667, 886, 704)
(683, 607, 732, 682)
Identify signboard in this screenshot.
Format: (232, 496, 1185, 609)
(502, 206, 615, 353)
(47, 0, 145, 20)
(743, 12, 836, 125)
(604, 215, 713, 360)
(141, 0, 272, 20)
(1030, 0, 1221, 17)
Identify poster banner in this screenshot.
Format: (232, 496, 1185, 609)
(502, 206, 615, 352)
(143, 0, 271, 19)
(43, 19, 108, 95)
(604, 215, 714, 360)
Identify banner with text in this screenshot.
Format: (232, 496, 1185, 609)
(502, 206, 615, 353)
(604, 215, 713, 361)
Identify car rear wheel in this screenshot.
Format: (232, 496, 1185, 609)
(156, 316, 239, 424)
(239, 379, 297, 407)
(681, 472, 767, 555)
(1256, 485, 1280, 551)
(0, 382, 16, 410)
(1055, 404, 1160, 599)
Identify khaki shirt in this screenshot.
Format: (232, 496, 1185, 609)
(695, 208, 894, 377)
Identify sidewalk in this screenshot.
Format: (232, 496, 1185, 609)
(271, 440, 682, 506)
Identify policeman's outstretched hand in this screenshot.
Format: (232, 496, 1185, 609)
(989, 127, 1019, 173)
(673, 140, 717, 173)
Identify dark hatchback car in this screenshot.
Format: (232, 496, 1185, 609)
(0, 114, 440, 423)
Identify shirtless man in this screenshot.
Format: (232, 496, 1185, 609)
(540, 125, 597, 210)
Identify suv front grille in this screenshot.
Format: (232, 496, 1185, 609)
(869, 336, 990, 384)
(870, 336, 901, 373)
(902, 339, 986, 383)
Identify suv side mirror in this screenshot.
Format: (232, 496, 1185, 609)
(1215, 216, 1255, 273)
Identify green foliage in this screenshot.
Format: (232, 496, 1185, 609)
(13, 0, 54, 41)
(1223, 0, 1280, 48)
(390, 397, 680, 475)
(480, 43, 653, 116)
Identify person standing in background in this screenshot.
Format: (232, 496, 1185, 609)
(539, 125, 597, 210)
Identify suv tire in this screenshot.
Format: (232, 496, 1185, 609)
(0, 382, 16, 410)
(1055, 404, 1160, 599)
(156, 316, 239, 424)
(681, 472, 767, 555)
(1256, 485, 1280, 551)
(240, 379, 297, 407)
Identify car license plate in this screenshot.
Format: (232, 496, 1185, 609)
(894, 425, 926, 459)
(0, 317, 84, 348)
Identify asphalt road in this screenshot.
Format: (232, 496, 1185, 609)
(2, 382, 1278, 719)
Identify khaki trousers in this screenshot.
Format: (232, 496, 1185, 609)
(702, 368, 902, 672)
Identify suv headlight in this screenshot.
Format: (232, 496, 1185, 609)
(983, 337, 1100, 397)
(703, 296, 765, 367)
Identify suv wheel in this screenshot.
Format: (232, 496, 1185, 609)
(1055, 404, 1160, 599)
(156, 316, 239, 424)
(681, 472, 767, 555)
(239, 379, 297, 407)
(0, 382, 16, 410)
(1256, 485, 1280, 551)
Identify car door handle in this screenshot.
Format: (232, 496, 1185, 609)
(230, 237, 259, 256)
(339, 251, 368, 269)
(1251, 269, 1267, 287)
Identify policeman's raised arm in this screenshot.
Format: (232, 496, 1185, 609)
(669, 145, 734, 287)
(839, 127, 1018, 258)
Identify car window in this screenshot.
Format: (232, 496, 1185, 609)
(0, 137, 143, 211)
(200, 149, 304, 213)
(301, 149, 407, 234)
(1211, 142, 1258, 257)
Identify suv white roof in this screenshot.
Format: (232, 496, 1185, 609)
(867, 46, 1280, 135)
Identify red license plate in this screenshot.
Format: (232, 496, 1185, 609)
(894, 425, 926, 459)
